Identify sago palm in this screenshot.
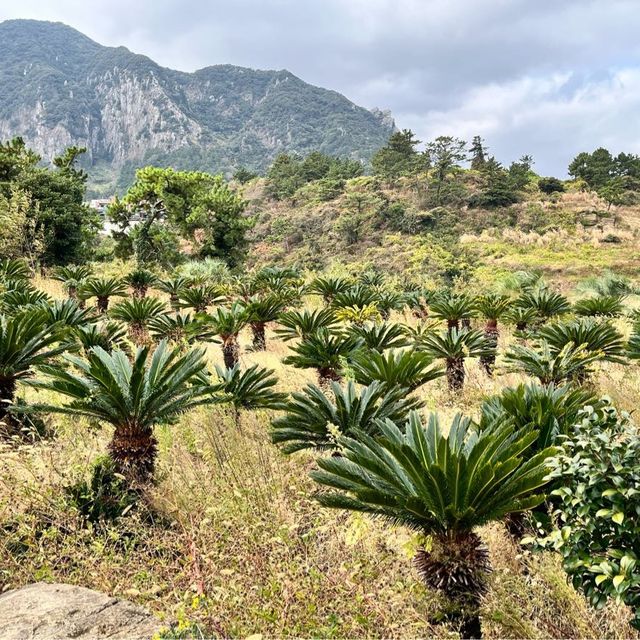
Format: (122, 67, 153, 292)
(0, 310, 67, 423)
(516, 289, 570, 322)
(308, 276, 353, 304)
(74, 321, 129, 355)
(43, 299, 95, 329)
(271, 380, 421, 454)
(157, 276, 190, 311)
(331, 285, 379, 311)
(0, 258, 30, 282)
(178, 284, 223, 313)
(429, 292, 477, 332)
(213, 363, 287, 427)
(33, 341, 215, 482)
(418, 328, 493, 392)
(80, 277, 127, 313)
(311, 412, 555, 638)
(374, 290, 408, 320)
(207, 303, 249, 369)
(347, 321, 409, 351)
(282, 328, 363, 385)
(124, 268, 158, 299)
(1, 288, 51, 313)
(111, 297, 166, 345)
(350, 348, 444, 392)
(573, 295, 625, 318)
(52, 264, 93, 300)
(505, 306, 538, 333)
(480, 382, 601, 451)
(537, 317, 627, 365)
(275, 308, 339, 342)
(476, 294, 512, 375)
(149, 312, 217, 346)
(503, 342, 600, 385)
(244, 294, 287, 351)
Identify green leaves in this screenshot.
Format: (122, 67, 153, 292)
(311, 411, 556, 535)
(271, 380, 421, 454)
(535, 402, 640, 629)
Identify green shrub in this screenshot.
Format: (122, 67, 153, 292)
(533, 403, 640, 629)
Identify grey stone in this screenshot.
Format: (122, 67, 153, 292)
(0, 582, 162, 640)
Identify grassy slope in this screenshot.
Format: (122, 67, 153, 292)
(0, 277, 638, 638)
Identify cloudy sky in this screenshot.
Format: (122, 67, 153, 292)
(1, 0, 639, 175)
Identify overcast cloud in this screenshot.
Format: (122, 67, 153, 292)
(1, 0, 639, 175)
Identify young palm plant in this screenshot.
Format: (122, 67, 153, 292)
(124, 268, 158, 299)
(271, 380, 421, 453)
(0, 258, 30, 283)
(80, 277, 127, 313)
(74, 321, 129, 355)
(480, 382, 601, 452)
(52, 265, 93, 301)
(308, 276, 353, 304)
(111, 297, 167, 345)
(213, 363, 287, 428)
(1, 288, 51, 313)
(310, 412, 555, 638)
(0, 310, 68, 425)
(537, 318, 627, 366)
(208, 303, 250, 369)
(429, 292, 478, 332)
(244, 295, 287, 351)
(516, 289, 570, 323)
(573, 295, 625, 318)
(418, 328, 493, 392)
(282, 328, 363, 386)
(178, 284, 223, 314)
(350, 348, 445, 392)
(274, 308, 339, 342)
(476, 294, 512, 375)
(346, 321, 410, 352)
(33, 341, 215, 482)
(504, 306, 538, 333)
(157, 276, 190, 311)
(503, 342, 600, 385)
(149, 312, 218, 346)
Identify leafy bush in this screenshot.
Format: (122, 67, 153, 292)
(538, 177, 565, 194)
(533, 403, 640, 629)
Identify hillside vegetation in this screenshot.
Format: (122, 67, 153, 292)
(3, 134, 640, 639)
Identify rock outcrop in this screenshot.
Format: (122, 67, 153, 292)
(0, 582, 162, 640)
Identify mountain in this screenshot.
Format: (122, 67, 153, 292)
(0, 19, 395, 194)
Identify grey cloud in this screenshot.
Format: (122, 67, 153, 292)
(1, 0, 640, 174)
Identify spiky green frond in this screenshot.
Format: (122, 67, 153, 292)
(111, 297, 167, 326)
(481, 382, 602, 450)
(537, 318, 627, 364)
(347, 322, 410, 351)
(311, 412, 556, 535)
(573, 296, 625, 318)
(79, 277, 127, 300)
(516, 289, 571, 319)
(213, 363, 287, 410)
(272, 380, 421, 453)
(275, 308, 339, 341)
(350, 348, 444, 391)
(418, 328, 493, 360)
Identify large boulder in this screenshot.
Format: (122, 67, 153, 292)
(0, 582, 162, 639)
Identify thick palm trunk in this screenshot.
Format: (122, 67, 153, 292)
(0, 377, 16, 424)
(129, 323, 148, 347)
(446, 357, 465, 391)
(97, 296, 109, 314)
(461, 318, 472, 330)
(447, 319, 459, 333)
(133, 286, 147, 299)
(480, 320, 499, 376)
(169, 294, 180, 312)
(68, 285, 78, 301)
(108, 426, 157, 483)
(414, 531, 490, 639)
(318, 367, 341, 389)
(251, 322, 267, 351)
(222, 338, 239, 369)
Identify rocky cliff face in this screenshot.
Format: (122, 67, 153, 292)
(0, 20, 395, 193)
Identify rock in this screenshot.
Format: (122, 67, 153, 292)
(0, 582, 162, 640)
